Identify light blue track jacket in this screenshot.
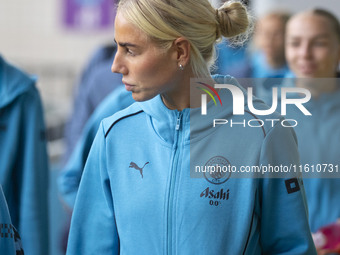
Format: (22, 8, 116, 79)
(58, 86, 134, 209)
(0, 56, 49, 255)
(67, 75, 316, 254)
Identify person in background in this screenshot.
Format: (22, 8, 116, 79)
(284, 8, 340, 254)
(0, 55, 49, 255)
(63, 44, 123, 163)
(0, 185, 24, 255)
(216, 10, 290, 80)
(252, 11, 290, 78)
(252, 11, 291, 99)
(58, 86, 134, 210)
(216, 11, 290, 96)
(66, 0, 316, 254)
(245, 11, 291, 100)
(58, 87, 134, 253)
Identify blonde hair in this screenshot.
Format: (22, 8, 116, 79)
(117, 0, 250, 78)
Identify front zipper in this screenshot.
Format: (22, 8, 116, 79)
(167, 111, 183, 255)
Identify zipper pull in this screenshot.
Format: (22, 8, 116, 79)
(176, 112, 182, 130)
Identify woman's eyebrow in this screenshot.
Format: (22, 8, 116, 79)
(287, 34, 331, 40)
(114, 39, 138, 48)
(313, 34, 332, 40)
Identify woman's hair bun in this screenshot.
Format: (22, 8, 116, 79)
(216, 1, 250, 38)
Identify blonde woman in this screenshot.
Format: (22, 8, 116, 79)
(67, 0, 316, 254)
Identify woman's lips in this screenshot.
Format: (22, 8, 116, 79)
(298, 64, 316, 75)
(123, 81, 134, 91)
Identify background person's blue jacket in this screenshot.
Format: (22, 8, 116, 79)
(58, 86, 134, 209)
(63, 45, 123, 164)
(284, 82, 340, 232)
(67, 75, 316, 254)
(0, 56, 49, 255)
(253, 76, 340, 233)
(0, 185, 24, 255)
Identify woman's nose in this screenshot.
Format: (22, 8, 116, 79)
(111, 53, 127, 74)
(299, 42, 312, 59)
(111, 56, 120, 74)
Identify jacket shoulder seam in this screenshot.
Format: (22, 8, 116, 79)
(244, 110, 267, 138)
(104, 110, 143, 138)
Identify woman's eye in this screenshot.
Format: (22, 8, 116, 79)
(126, 48, 135, 56)
(287, 41, 300, 47)
(313, 41, 328, 47)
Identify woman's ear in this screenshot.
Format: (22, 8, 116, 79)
(173, 37, 191, 67)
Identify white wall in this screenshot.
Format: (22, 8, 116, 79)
(210, 0, 340, 19)
(0, 0, 115, 122)
(0, 0, 114, 65)
(252, 0, 340, 18)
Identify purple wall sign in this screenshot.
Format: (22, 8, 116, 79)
(63, 0, 116, 30)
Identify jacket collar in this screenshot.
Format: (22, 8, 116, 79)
(137, 75, 253, 144)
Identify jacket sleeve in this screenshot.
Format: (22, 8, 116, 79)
(58, 114, 100, 210)
(19, 87, 49, 255)
(66, 122, 119, 255)
(259, 122, 316, 254)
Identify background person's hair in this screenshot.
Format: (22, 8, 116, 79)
(256, 11, 291, 30)
(310, 8, 340, 42)
(117, 0, 250, 77)
(253, 10, 291, 56)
